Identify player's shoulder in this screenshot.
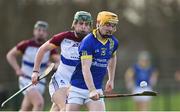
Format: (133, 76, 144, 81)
(17, 39, 32, 46)
(80, 33, 94, 47)
(111, 35, 119, 43)
(52, 30, 82, 42)
(82, 33, 94, 41)
(16, 39, 35, 52)
(53, 31, 74, 38)
(150, 66, 156, 72)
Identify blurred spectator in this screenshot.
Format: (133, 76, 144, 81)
(124, 51, 158, 111)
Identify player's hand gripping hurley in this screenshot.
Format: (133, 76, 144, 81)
(100, 91, 157, 98)
(1, 63, 55, 108)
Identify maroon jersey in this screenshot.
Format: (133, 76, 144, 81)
(16, 38, 58, 76)
(49, 31, 83, 66)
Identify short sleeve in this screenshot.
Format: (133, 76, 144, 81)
(16, 40, 29, 54)
(79, 34, 93, 60)
(49, 32, 67, 47)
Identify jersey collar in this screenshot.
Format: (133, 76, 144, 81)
(92, 29, 109, 45)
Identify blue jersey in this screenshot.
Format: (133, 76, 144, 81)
(133, 64, 155, 87)
(70, 30, 119, 89)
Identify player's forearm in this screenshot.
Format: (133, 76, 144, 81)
(33, 43, 50, 72)
(81, 59, 96, 91)
(108, 55, 117, 81)
(82, 68, 96, 91)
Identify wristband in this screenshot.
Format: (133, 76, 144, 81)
(33, 70, 39, 73)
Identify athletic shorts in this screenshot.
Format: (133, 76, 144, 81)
(49, 63, 75, 98)
(67, 86, 104, 105)
(19, 75, 46, 95)
(132, 87, 152, 102)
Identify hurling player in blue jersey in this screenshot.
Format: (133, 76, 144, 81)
(125, 51, 158, 111)
(66, 11, 119, 111)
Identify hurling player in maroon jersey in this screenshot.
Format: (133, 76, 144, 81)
(6, 21, 59, 111)
(31, 11, 93, 111)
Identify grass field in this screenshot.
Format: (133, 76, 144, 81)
(1, 92, 180, 111)
(104, 93, 180, 111)
(44, 92, 180, 111)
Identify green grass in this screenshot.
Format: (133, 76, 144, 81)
(104, 93, 180, 111)
(2, 92, 180, 111)
(44, 92, 180, 111)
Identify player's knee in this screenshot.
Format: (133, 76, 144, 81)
(34, 98, 44, 109)
(36, 102, 44, 110)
